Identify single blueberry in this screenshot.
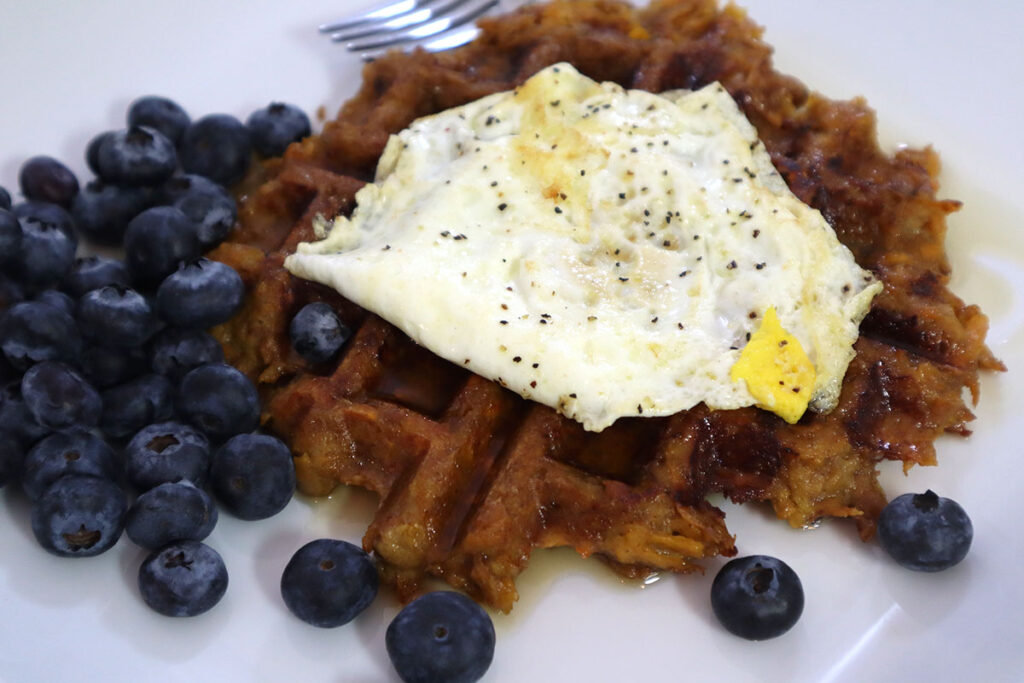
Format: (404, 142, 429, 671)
(176, 363, 259, 441)
(21, 430, 117, 501)
(71, 180, 154, 246)
(710, 555, 804, 640)
(289, 302, 351, 365)
(12, 199, 76, 234)
(21, 361, 101, 432)
(148, 328, 224, 382)
(246, 102, 312, 158)
(0, 435, 25, 488)
(0, 300, 82, 370)
(159, 174, 226, 205)
(123, 206, 201, 288)
(85, 131, 114, 176)
(100, 373, 175, 440)
(210, 433, 295, 520)
(125, 479, 218, 550)
(0, 208, 23, 268)
(127, 96, 191, 147)
(0, 185, 11, 210)
(34, 290, 76, 317)
(62, 256, 132, 298)
(13, 214, 78, 288)
(172, 185, 237, 249)
(77, 285, 159, 348)
(386, 592, 496, 683)
(95, 126, 178, 186)
(156, 259, 244, 330)
(280, 539, 378, 628)
(80, 343, 149, 389)
(137, 540, 228, 617)
(178, 114, 252, 186)
(31, 474, 126, 557)
(877, 490, 973, 572)
(124, 420, 210, 491)
(0, 381, 51, 447)
(19, 155, 80, 207)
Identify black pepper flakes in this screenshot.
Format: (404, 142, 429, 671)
(726, 261, 737, 269)
(498, 203, 508, 211)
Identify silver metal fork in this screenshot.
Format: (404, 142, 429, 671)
(319, 0, 511, 61)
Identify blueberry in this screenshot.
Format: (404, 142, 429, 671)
(13, 213, 78, 288)
(85, 131, 113, 177)
(19, 155, 79, 207)
(127, 96, 191, 147)
(76, 285, 158, 348)
(138, 540, 228, 617)
(0, 436, 25, 488)
(71, 180, 154, 246)
(0, 300, 82, 370)
(289, 302, 351, 364)
(0, 381, 51, 447)
(246, 102, 312, 158)
(0, 185, 11, 210)
(100, 373, 175, 440)
(280, 539, 377, 628)
(386, 592, 496, 683)
(31, 474, 126, 557)
(125, 480, 217, 550)
(159, 174, 226, 205)
(172, 185, 237, 249)
(877, 490, 973, 572)
(156, 259, 244, 330)
(21, 361, 101, 432)
(123, 206, 200, 288)
(21, 430, 117, 501)
(178, 114, 252, 186)
(149, 328, 224, 382)
(124, 420, 210, 491)
(95, 126, 178, 186)
(62, 256, 132, 298)
(34, 290, 75, 317)
(710, 555, 804, 640)
(0, 208, 23, 268)
(209, 433, 294, 520)
(80, 343, 149, 389)
(176, 363, 259, 441)
(12, 199, 76, 234)
(0, 274, 26, 311)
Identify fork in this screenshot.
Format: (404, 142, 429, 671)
(319, 0, 514, 60)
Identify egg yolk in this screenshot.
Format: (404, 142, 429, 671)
(730, 307, 815, 424)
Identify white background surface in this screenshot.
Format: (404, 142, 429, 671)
(1, 1, 1023, 681)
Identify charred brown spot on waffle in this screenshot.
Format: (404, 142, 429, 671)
(209, 0, 1003, 612)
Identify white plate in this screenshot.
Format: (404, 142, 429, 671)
(1, 2, 1022, 681)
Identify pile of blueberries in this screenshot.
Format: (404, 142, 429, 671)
(0, 95, 497, 682)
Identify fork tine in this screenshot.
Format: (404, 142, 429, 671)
(355, 25, 481, 61)
(328, 0, 477, 43)
(344, 0, 497, 51)
(318, 0, 440, 33)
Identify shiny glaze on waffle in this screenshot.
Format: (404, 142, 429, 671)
(210, 0, 1003, 612)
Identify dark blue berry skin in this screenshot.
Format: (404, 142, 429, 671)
(71, 180, 154, 246)
(13, 214, 78, 289)
(95, 126, 178, 186)
(156, 259, 244, 330)
(176, 363, 259, 441)
(100, 374, 175, 440)
(21, 430, 117, 501)
(85, 131, 113, 177)
(12, 199, 76, 234)
(149, 328, 224, 382)
(34, 290, 75, 318)
(178, 114, 252, 186)
(386, 592, 496, 683)
(0, 274, 26, 310)
(127, 96, 191, 147)
(172, 185, 236, 249)
(0, 185, 11, 210)
(19, 155, 80, 208)
(159, 174, 225, 205)
(125, 480, 217, 550)
(31, 474, 126, 557)
(711, 555, 804, 641)
(0, 208, 22, 268)
(76, 285, 159, 348)
(0, 381, 51, 447)
(21, 361, 101, 432)
(0, 435, 25, 488)
(289, 302, 351, 365)
(124, 420, 210, 491)
(0, 300, 82, 370)
(123, 206, 201, 288)
(877, 490, 973, 572)
(80, 343, 149, 389)
(246, 102, 312, 157)
(210, 433, 295, 520)
(138, 540, 228, 617)
(280, 539, 378, 628)
(62, 256, 132, 298)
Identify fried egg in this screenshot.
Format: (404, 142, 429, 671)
(285, 63, 881, 431)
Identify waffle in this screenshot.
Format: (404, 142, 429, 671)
(209, 0, 1003, 612)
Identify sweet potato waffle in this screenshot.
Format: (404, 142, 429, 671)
(209, 0, 1003, 612)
